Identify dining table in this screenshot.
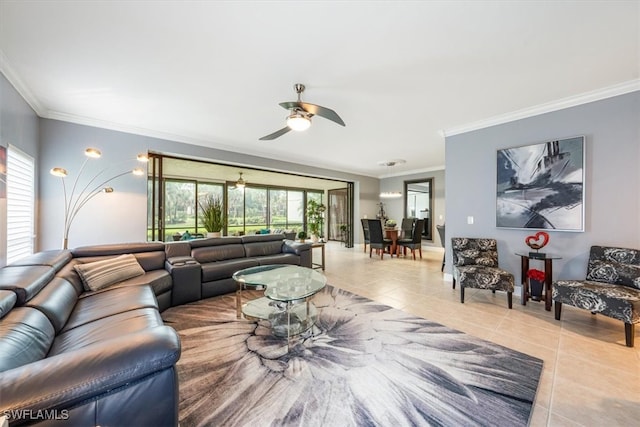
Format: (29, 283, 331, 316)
(384, 227, 400, 256)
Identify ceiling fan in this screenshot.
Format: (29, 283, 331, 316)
(259, 83, 346, 141)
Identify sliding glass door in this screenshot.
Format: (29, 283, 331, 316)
(147, 153, 351, 241)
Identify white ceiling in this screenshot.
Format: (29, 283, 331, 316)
(1, 1, 638, 178)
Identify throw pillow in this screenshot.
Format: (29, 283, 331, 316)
(74, 254, 145, 292)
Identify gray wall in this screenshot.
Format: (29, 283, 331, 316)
(444, 91, 640, 284)
(379, 169, 445, 248)
(0, 73, 39, 267)
(38, 119, 379, 250)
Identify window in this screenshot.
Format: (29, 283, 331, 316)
(164, 180, 196, 237)
(244, 187, 267, 234)
(227, 185, 245, 236)
(269, 189, 287, 229)
(6, 145, 35, 263)
(287, 190, 304, 231)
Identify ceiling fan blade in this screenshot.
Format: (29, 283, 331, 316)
(259, 126, 292, 141)
(280, 101, 345, 126)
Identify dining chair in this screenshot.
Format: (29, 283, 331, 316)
(360, 218, 370, 253)
(398, 219, 424, 260)
(366, 219, 394, 259)
(400, 218, 415, 240)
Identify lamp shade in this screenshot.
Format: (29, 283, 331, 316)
(50, 167, 68, 177)
(84, 148, 102, 158)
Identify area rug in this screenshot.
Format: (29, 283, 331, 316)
(161, 286, 543, 427)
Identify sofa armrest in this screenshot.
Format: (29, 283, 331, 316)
(0, 326, 180, 415)
(283, 240, 311, 256)
(165, 257, 202, 306)
(283, 241, 312, 268)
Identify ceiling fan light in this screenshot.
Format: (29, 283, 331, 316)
(286, 112, 311, 131)
(236, 172, 246, 188)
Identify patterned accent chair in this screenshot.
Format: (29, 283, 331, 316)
(451, 238, 514, 308)
(553, 246, 640, 347)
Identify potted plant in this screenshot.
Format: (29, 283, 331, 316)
(527, 268, 546, 300)
(199, 195, 225, 237)
(306, 199, 326, 242)
(385, 219, 397, 228)
(297, 231, 308, 242)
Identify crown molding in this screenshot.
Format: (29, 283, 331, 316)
(442, 79, 640, 137)
(0, 50, 46, 116)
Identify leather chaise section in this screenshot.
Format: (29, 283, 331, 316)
(62, 286, 158, 332)
(49, 307, 163, 355)
(0, 326, 180, 420)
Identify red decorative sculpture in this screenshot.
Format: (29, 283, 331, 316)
(525, 231, 549, 251)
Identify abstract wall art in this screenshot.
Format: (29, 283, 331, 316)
(496, 136, 585, 231)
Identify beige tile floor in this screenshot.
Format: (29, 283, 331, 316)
(317, 241, 640, 426)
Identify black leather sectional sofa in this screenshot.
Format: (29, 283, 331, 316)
(0, 234, 310, 426)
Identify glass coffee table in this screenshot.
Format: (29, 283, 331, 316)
(232, 265, 326, 342)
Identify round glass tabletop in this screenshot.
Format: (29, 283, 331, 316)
(232, 264, 326, 302)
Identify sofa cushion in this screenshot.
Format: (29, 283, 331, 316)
(553, 279, 640, 324)
(0, 307, 55, 372)
(0, 290, 17, 319)
(243, 240, 285, 258)
(56, 259, 86, 295)
(0, 265, 55, 305)
(49, 308, 163, 355)
(192, 244, 246, 263)
(25, 277, 79, 333)
(85, 270, 173, 298)
(115, 269, 173, 295)
(62, 286, 158, 332)
(74, 254, 146, 292)
(201, 258, 260, 283)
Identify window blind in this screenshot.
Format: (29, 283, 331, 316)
(7, 145, 35, 263)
